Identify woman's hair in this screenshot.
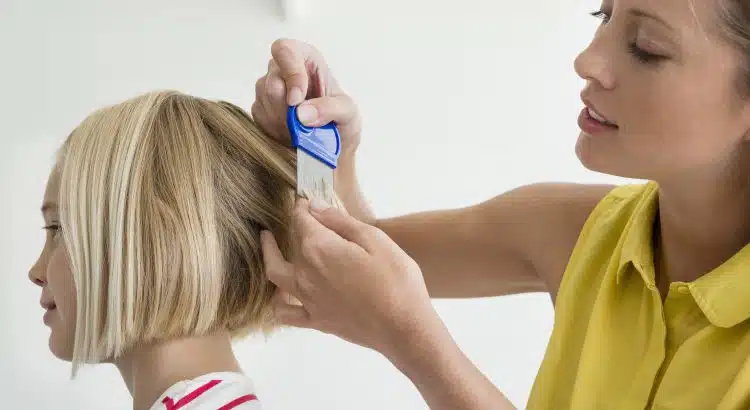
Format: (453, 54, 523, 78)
(56, 90, 342, 374)
(716, 0, 750, 95)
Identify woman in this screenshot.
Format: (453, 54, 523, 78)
(252, 0, 750, 408)
(28, 90, 338, 409)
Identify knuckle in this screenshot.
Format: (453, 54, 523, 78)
(280, 69, 303, 81)
(294, 271, 315, 295)
(300, 235, 321, 261)
(267, 75, 286, 97)
(273, 40, 297, 61)
(271, 39, 289, 55)
(317, 233, 337, 252)
(368, 225, 389, 242)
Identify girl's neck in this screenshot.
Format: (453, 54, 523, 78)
(115, 331, 242, 410)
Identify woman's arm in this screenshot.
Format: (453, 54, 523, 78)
(386, 305, 518, 410)
(262, 187, 614, 409)
(338, 165, 614, 300)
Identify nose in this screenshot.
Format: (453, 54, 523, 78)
(28, 258, 47, 288)
(574, 37, 616, 90)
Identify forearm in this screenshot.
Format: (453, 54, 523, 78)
(385, 311, 517, 410)
(334, 159, 544, 298)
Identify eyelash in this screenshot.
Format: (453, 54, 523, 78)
(590, 10, 611, 23)
(589, 9, 666, 65)
(43, 224, 61, 236)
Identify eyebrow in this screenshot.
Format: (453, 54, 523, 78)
(41, 202, 58, 214)
(629, 8, 674, 32)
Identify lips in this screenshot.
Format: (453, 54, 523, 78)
(587, 107, 616, 126)
(581, 96, 618, 127)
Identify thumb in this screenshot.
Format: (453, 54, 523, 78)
(271, 39, 310, 106)
(295, 94, 360, 128)
(308, 199, 378, 252)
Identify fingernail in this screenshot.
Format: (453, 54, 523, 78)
(296, 104, 318, 124)
(288, 87, 304, 105)
(309, 197, 330, 212)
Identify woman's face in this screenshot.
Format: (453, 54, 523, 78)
(28, 170, 77, 361)
(574, 0, 750, 181)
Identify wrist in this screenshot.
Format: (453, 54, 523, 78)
(336, 149, 358, 175)
(381, 305, 454, 373)
(333, 150, 376, 224)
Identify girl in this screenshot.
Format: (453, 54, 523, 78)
(29, 90, 337, 409)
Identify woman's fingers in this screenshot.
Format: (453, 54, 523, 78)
(306, 200, 379, 252)
(272, 291, 312, 328)
(271, 39, 311, 105)
(251, 99, 276, 141)
(264, 61, 289, 126)
(251, 38, 362, 155)
(260, 230, 300, 298)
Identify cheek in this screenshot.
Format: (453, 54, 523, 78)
(47, 246, 77, 359)
(625, 77, 740, 165)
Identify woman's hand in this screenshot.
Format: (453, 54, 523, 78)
(260, 198, 517, 410)
(251, 38, 362, 158)
(261, 198, 436, 357)
(252, 38, 374, 223)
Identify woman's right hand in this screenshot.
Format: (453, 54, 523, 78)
(252, 38, 375, 223)
(251, 38, 362, 159)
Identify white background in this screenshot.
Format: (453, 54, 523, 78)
(0, 0, 635, 408)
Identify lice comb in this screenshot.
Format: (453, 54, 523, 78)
(287, 105, 341, 206)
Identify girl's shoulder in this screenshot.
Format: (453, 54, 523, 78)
(150, 372, 262, 410)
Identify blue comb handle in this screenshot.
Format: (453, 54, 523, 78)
(287, 105, 341, 169)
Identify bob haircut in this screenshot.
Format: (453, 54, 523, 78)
(56, 90, 343, 374)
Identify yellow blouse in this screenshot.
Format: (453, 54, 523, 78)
(527, 182, 750, 409)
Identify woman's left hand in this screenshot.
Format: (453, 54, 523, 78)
(260, 198, 438, 358)
(262, 198, 518, 410)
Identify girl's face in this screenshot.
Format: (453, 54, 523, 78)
(28, 170, 77, 361)
(574, 0, 750, 182)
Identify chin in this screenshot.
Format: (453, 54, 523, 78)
(575, 132, 643, 179)
(576, 133, 609, 172)
(49, 333, 74, 362)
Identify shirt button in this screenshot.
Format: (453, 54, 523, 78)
(676, 285, 690, 295)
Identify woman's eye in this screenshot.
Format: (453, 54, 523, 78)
(628, 43, 667, 64)
(43, 224, 61, 237)
(590, 10, 611, 24)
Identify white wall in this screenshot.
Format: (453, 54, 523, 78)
(0, 0, 635, 408)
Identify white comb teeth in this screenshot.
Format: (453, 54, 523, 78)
(297, 149, 336, 206)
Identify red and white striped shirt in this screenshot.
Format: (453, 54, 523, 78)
(150, 372, 262, 410)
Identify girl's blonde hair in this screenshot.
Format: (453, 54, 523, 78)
(56, 90, 341, 374)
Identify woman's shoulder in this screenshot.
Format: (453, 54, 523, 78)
(519, 181, 654, 297)
(556, 180, 658, 290)
(604, 180, 657, 203)
(150, 372, 262, 410)
(582, 180, 658, 229)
